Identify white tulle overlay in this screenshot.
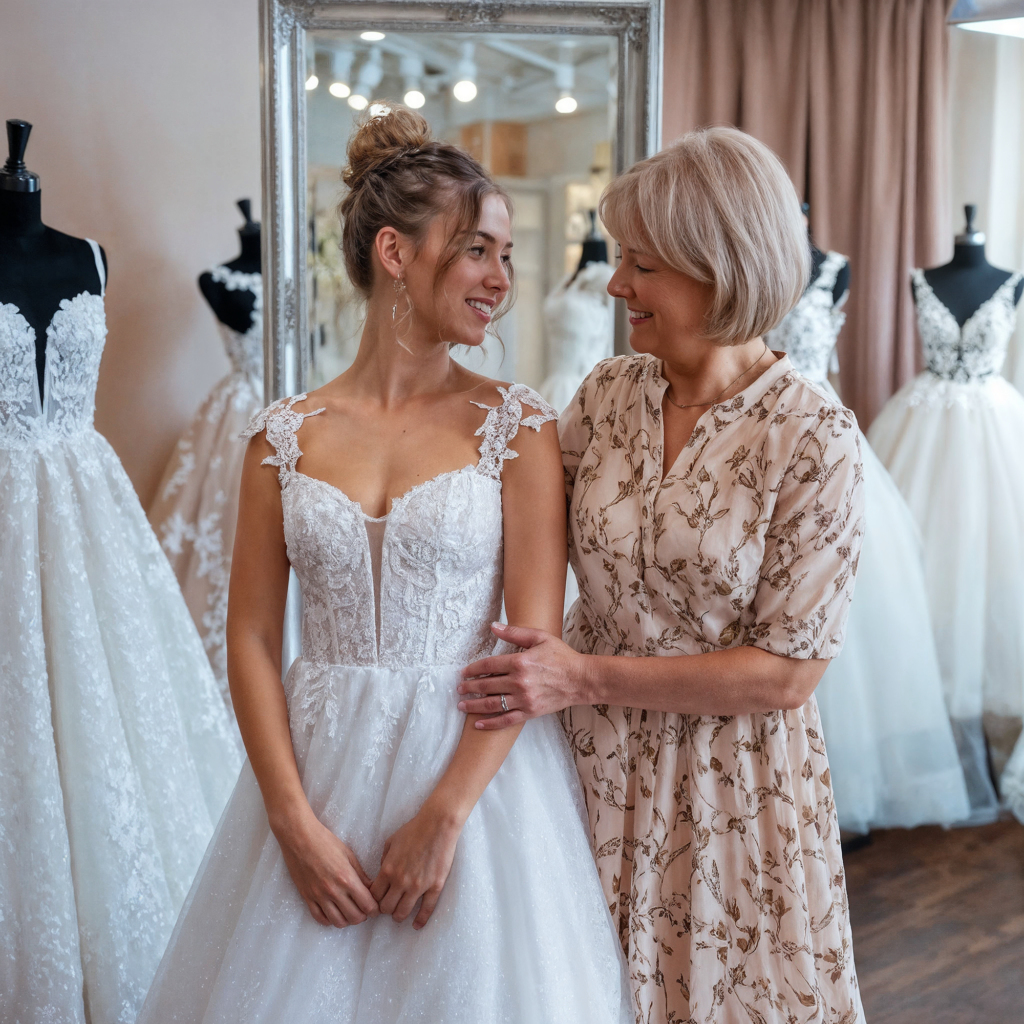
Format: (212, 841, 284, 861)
(149, 267, 264, 707)
(0, 241, 243, 1024)
(868, 269, 1024, 817)
(138, 386, 631, 1024)
(769, 256, 970, 831)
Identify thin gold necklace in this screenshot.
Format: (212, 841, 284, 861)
(663, 341, 770, 410)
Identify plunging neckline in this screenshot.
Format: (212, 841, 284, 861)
(291, 461, 490, 521)
(914, 270, 1020, 336)
(0, 294, 103, 412)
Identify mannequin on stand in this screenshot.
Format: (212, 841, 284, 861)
(150, 199, 265, 705)
(0, 119, 107, 398)
(921, 204, 1024, 320)
(869, 203, 1024, 821)
(766, 204, 970, 836)
(0, 118, 240, 1024)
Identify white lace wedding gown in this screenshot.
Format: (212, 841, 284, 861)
(149, 266, 264, 708)
(869, 268, 1024, 815)
(0, 240, 243, 1024)
(768, 253, 970, 832)
(138, 386, 631, 1024)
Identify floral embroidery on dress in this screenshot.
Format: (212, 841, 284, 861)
(559, 353, 866, 1024)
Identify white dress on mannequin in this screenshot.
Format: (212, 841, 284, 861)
(768, 252, 970, 832)
(539, 261, 614, 414)
(868, 268, 1024, 814)
(0, 240, 242, 1024)
(137, 386, 631, 1024)
(149, 266, 264, 708)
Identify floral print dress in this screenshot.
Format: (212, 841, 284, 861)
(560, 354, 866, 1024)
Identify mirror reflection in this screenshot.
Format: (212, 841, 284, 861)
(304, 29, 617, 393)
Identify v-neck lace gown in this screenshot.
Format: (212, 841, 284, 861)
(768, 255, 969, 833)
(0, 240, 243, 1024)
(560, 353, 866, 1024)
(137, 387, 631, 1024)
(868, 270, 1024, 810)
(149, 266, 264, 711)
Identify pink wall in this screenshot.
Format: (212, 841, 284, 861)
(1, 1, 262, 506)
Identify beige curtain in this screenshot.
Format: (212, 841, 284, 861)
(663, 0, 954, 427)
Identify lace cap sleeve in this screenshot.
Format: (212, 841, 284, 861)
(239, 394, 325, 484)
(471, 383, 558, 479)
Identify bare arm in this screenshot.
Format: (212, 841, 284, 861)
(459, 631, 828, 729)
(371, 412, 567, 928)
(227, 434, 378, 927)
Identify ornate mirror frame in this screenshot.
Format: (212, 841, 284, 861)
(259, 0, 664, 402)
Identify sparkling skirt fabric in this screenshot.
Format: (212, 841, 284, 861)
(137, 657, 632, 1024)
(868, 372, 1024, 816)
(0, 430, 243, 1024)
(149, 365, 263, 708)
(814, 389, 970, 833)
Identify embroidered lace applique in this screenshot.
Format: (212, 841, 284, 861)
(210, 266, 264, 383)
(912, 268, 1023, 383)
(767, 252, 848, 385)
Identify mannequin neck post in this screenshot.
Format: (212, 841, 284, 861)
(233, 228, 261, 273)
(0, 189, 45, 237)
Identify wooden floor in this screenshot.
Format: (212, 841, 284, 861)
(845, 818, 1024, 1023)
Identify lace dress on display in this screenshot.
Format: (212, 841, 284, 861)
(0, 240, 243, 1024)
(137, 385, 631, 1024)
(149, 266, 264, 709)
(868, 269, 1024, 819)
(767, 253, 969, 832)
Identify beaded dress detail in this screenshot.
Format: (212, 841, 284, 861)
(869, 268, 1024, 819)
(770, 255, 970, 832)
(149, 266, 265, 706)
(138, 384, 631, 1024)
(0, 240, 242, 1024)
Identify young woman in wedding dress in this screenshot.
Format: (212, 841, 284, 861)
(138, 107, 629, 1024)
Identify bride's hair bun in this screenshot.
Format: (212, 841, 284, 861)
(337, 103, 514, 315)
(342, 106, 432, 193)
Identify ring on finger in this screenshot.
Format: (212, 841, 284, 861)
(500, 694, 509, 713)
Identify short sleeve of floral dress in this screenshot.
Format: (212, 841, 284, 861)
(559, 353, 866, 1024)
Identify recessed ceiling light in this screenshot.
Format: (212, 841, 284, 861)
(305, 74, 318, 91)
(453, 79, 477, 103)
(329, 81, 351, 98)
(360, 30, 385, 41)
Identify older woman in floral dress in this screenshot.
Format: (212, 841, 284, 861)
(460, 127, 866, 1024)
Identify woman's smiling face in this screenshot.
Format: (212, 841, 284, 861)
(607, 243, 714, 357)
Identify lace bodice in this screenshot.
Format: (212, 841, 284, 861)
(210, 266, 264, 383)
(912, 268, 1023, 382)
(767, 251, 848, 385)
(0, 239, 107, 451)
(241, 384, 556, 672)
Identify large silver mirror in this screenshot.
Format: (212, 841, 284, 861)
(259, 0, 663, 403)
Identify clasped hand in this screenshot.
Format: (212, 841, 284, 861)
(279, 804, 462, 931)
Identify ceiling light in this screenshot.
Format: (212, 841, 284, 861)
(305, 74, 319, 91)
(453, 42, 477, 103)
(399, 55, 426, 111)
(555, 41, 576, 114)
(958, 17, 1024, 36)
(329, 49, 353, 99)
(360, 30, 385, 41)
(404, 89, 426, 109)
(348, 94, 368, 110)
(555, 93, 577, 114)
(353, 47, 384, 105)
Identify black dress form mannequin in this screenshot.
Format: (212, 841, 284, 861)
(198, 199, 261, 335)
(0, 119, 108, 399)
(570, 209, 608, 282)
(921, 204, 1024, 324)
(802, 203, 850, 304)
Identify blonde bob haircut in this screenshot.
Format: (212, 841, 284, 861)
(600, 126, 810, 344)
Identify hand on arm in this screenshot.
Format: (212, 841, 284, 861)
(227, 435, 378, 928)
(371, 408, 567, 929)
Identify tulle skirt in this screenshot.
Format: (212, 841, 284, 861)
(0, 431, 243, 1024)
(149, 369, 263, 706)
(868, 371, 1024, 814)
(815, 433, 970, 832)
(138, 657, 631, 1024)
